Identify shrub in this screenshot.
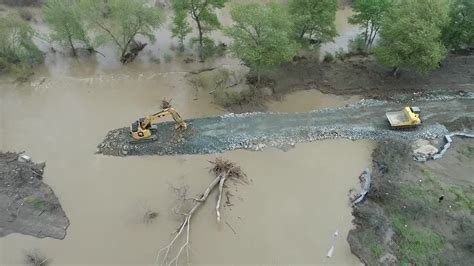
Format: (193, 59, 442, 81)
(163, 53, 173, 63)
(213, 88, 243, 107)
(323, 52, 334, 63)
(0, 14, 43, 79)
(335, 48, 346, 61)
(349, 34, 366, 54)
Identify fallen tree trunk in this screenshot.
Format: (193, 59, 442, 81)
(156, 158, 246, 266)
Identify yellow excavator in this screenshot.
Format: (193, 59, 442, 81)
(130, 103, 187, 143)
(386, 106, 422, 129)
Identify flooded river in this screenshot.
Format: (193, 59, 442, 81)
(0, 2, 371, 265)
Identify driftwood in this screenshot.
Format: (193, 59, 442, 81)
(156, 158, 246, 266)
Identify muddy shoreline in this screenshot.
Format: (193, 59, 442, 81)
(0, 152, 69, 239)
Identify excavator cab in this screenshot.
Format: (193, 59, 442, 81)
(130, 106, 187, 143)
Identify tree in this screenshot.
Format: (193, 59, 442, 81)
(43, 0, 96, 56)
(373, 0, 450, 75)
(80, 0, 162, 63)
(0, 13, 43, 78)
(349, 0, 393, 49)
(225, 2, 299, 82)
(288, 0, 338, 44)
(443, 0, 474, 50)
(171, 2, 192, 51)
(171, 0, 228, 58)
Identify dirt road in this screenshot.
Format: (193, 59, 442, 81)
(98, 96, 473, 156)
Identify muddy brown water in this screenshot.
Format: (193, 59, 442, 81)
(0, 64, 373, 265)
(0, 3, 372, 265)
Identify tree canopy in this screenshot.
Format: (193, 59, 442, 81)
(443, 0, 474, 50)
(43, 0, 96, 56)
(289, 0, 338, 44)
(349, 0, 393, 49)
(225, 2, 299, 80)
(80, 0, 162, 62)
(171, 0, 228, 58)
(373, 0, 450, 74)
(0, 13, 43, 78)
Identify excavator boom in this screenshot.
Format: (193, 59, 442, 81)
(130, 107, 187, 142)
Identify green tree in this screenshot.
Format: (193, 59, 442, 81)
(373, 0, 450, 75)
(171, 3, 192, 51)
(171, 0, 228, 57)
(225, 3, 299, 82)
(443, 0, 474, 50)
(43, 0, 96, 56)
(288, 0, 338, 44)
(349, 0, 393, 49)
(80, 0, 162, 63)
(0, 13, 43, 78)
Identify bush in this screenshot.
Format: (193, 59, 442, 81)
(323, 52, 334, 63)
(349, 34, 366, 54)
(213, 88, 243, 107)
(335, 48, 346, 61)
(0, 14, 43, 79)
(163, 53, 173, 63)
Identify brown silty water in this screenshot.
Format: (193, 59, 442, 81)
(0, 3, 370, 265)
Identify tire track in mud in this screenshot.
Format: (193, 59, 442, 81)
(97, 97, 474, 156)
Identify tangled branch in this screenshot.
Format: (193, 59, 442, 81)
(156, 158, 246, 266)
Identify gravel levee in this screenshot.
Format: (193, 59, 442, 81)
(97, 97, 473, 156)
(0, 152, 69, 239)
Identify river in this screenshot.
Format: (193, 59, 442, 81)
(0, 3, 371, 265)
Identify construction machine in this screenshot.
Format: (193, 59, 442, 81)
(386, 106, 422, 129)
(130, 106, 187, 143)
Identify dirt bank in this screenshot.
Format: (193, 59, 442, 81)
(97, 97, 473, 156)
(0, 152, 69, 239)
(347, 139, 474, 265)
(267, 54, 474, 100)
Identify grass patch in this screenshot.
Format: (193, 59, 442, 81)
(371, 244, 384, 259)
(25, 196, 46, 210)
(392, 215, 443, 265)
(449, 186, 474, 211)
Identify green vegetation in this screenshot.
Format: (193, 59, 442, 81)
(170, 1, 192, 51)
(25, 196, 46, 210)
(43, 0, 97, 56)
(171, 0, 228, 59)
(323, 52, 334, 63)
(0, 14, 43, 79)
(288, 0, 337, 44)
(349, 0, 393, 50)
(348, 34, 367, 54)
(443, 0, 474, 50)
(225, 2, 299, 82)
(392, 215, 444, 265)
(373, 0, 450, 74)
(371, 244, 384, 259)
(80, 0, 162, 62)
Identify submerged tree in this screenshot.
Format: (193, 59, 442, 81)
(225, 2, 299, 82)
(288, 0, 338, 44)
(443, 0, 474, 50)
(373, 0, 450, 75)
(43, 0, 98, 56)
(349, 0, 393, 50)
(0, 13, 43, 78)
(170, 0, 228, 58)
(170, 1, 192, 51)
(80, 0, 162, 63)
